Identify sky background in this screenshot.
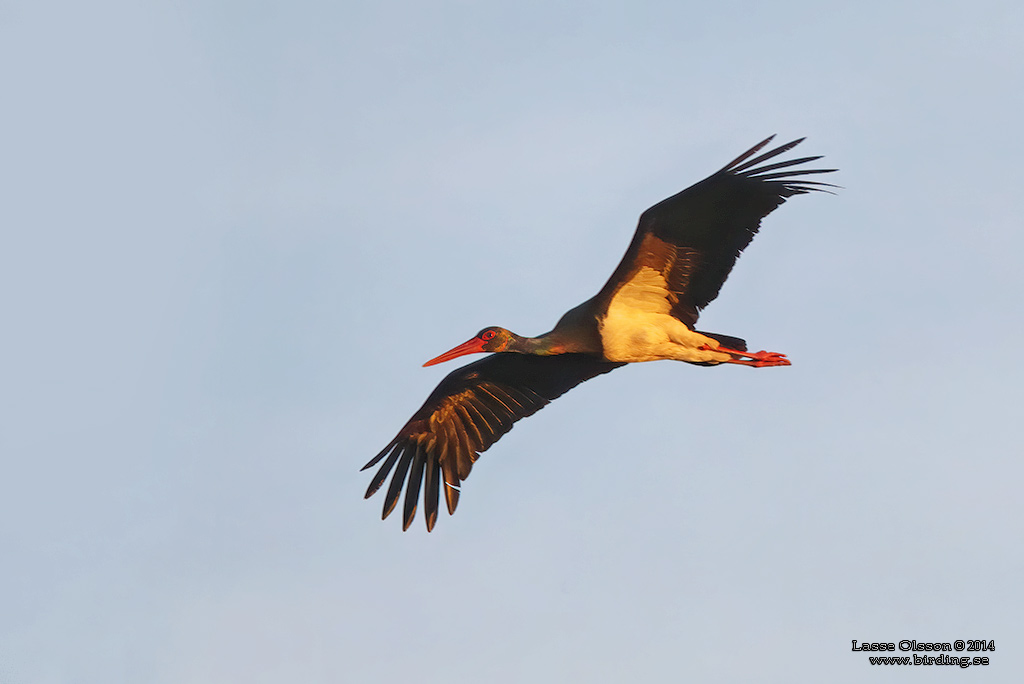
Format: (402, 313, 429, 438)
(2, 1, 1022, 682)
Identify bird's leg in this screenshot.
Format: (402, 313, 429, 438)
(699, 344, 791, 367)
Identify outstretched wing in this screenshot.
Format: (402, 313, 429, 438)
(362, 353, 624, 531)
(595, 136, 835, 327)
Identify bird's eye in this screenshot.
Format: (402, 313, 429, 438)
(481, 330, 496, 341)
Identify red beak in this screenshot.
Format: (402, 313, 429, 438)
(423, 336, 487, 367)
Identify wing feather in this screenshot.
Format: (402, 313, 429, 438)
(382, 445, 413, 520)
(422, 448, 441, 531)
(480, 383, 533, 415)
(441, 458, 460, 515)
(497, 385, 539, 410)
(363, 353, 623, 530)
(718, 135, 777, 172)
(466, 397, 498, 434)
(455, 403, 486, 448)
(450, 414, 475, 460)
(736, 155, 822, 176)
(452, 418, 475, 480)
(364, 444, 400, 499)
(727, 135, 804, 173)
(594, 136, 835, 325)
(402, 443, 426, 530)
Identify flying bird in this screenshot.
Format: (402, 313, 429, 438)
(362, 135, 835, 531)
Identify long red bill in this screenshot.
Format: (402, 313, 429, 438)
(423, 336, 487, 367)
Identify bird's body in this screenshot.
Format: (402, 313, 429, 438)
(363, 136, 835, 530)
(599, 270, 729, 364)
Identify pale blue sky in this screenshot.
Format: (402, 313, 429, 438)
(2, 1, 1022, 682)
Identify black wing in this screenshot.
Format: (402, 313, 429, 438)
(362, 353, 624, 531)
(595, 136, 835, 327)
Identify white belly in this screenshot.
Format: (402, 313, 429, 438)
(598, 266, 732, 364)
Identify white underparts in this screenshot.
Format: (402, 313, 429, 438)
(599, 266, 732, 364)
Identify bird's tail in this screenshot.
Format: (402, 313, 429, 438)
(696, 331, 747, 351)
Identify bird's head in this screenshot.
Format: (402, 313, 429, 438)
(423, 326, 515, 366)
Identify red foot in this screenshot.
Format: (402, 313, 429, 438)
(700, 345, 791, 368)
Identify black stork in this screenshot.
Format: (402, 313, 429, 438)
(362, 135, 835, 531)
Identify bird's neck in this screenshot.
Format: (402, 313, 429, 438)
(509, 329, 599, 356)
(507, 332, 567, 356)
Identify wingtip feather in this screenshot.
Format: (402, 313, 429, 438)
(381, 447, 413, 520)
(364, 445, 401, 499)
(719, 135, 776, 172)
(401, 444, 426, 531)
(730, 137, 807, 174)
(360, 438, 397, 471)
(423, 450, 440, 532)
